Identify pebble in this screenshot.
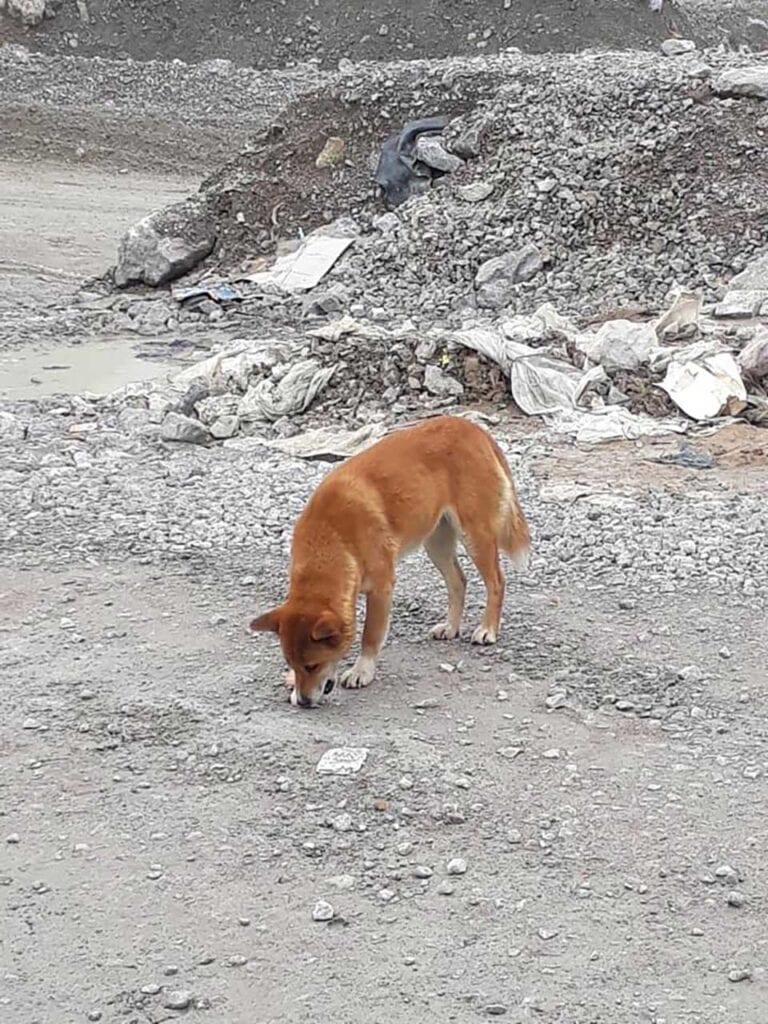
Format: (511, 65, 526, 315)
(312, 899, 335, 921)
(378, 888, 396, 902)
(446, 858, 467, 876)
(413, 865, 433, 879)
(727, 891, 745, 908)
(163, 991, 192, 1011)
(728, 968, 752, 983)
(437, 880, 455, 896)
(484, 1005, 508, 1016)
(6, 833, 20, 844)
(545, 692, 567, 710)
(140, 984, 161, 996)
(715, 864, 740, 884)
(86, 1012, 102, 1022)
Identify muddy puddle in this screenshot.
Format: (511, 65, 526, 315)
(0, 336, 183, 400)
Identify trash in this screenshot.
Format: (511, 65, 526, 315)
(316, 748, 369, 776)
(654, 290, 702, 341)
(659, 351, 747, 421)
(738, 328, 768, 380)
(651, 445, 715, 470)
(576, 320, 659, 372)
(509, 356, 603, 416)
(374, 115, 450, 207)
(307, 314, 387, 343)
(172, 339, 293, 391)
(237, 423, 388, 460)
(172, 282, 242, 307)
(243, 233, 354, 293)
(547, 405, 686, 443)
(238, 359, 337, 422)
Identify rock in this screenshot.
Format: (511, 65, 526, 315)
(0, 411, 26, 442)
(6, 833, 20, 844)
(546, 692, 567, 710)
(484, 1004, 508, 1016)
(437, 880, 455, 895)
(413, 865, 433, 879)
(163, 991, 192, 1011)
(447, 858, 467, 875)
(414, 136, 465, 173)
(729, 253, 768, 290)
(728, 968, 752, 983)
(312, 900, 334, 921)
(6, 0, 46, 26)
(315, 137, 346, 169)
(209, 415, 240, 440)
(456, 181, 494, 203)
(114, 196, 216, 288)
(727, 890, 745, 908)
(739, 329, 768, 378)
(316, 747, 368, 775)
(660, 38, 696, 56)
(714, 291, 767, 318)
(475, 244, 543, 309)
(161, 412, 210, 445)
(713, 67, 768, 101)
(424, 364, 464, 398)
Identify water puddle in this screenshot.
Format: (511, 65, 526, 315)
(0, 336, 181, 400)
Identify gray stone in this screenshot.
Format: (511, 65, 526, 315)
(163, 991, 191, 1011)
(161, 412, 210, 445)
(714, 291, 767, 318)
(424, 364, 464, 398)
(0, 411, 26, 442)
(447, 857, 467, 875)
(114, 196, 216, 288)
(729, 254, 768, 291)
(456, 181, 494, 203)
(6, 0, 46, 26)
(660, 38, 696, 56)
(475, 244, 544, 309)
(209, 415, 240, 440)
(713, 67, 768, 101)
(312, 899, 334, 921)
(414, 136, 465, 173)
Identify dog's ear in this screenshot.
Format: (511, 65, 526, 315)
(250, 608, 282, 634)
(310, 611, 343, 648)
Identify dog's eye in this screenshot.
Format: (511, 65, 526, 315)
(304, 664, 319, 673)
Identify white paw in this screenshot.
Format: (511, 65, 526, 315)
(471, 625, 498, 646)
(430, 622, 460, 641)
(341, 656, 376, 689)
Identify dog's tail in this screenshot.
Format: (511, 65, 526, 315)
(490, 436, 531, 571)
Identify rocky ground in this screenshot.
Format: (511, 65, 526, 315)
(2, 8, 768, 1024)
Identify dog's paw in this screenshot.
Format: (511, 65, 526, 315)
(341, 656, 376, 689)
(471, 625, 498, 646)
(430, 621, 460, 641)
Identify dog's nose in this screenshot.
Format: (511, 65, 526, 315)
(293, 691, 312, 708)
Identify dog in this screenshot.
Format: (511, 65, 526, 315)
(250, 416, 530, 707)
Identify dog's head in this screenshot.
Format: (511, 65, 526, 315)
(250, 605, 349, 708)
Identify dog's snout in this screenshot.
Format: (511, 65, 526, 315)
(293, 690, 312, 708)
(323, 677, 336, 696)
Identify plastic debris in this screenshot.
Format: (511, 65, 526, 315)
(738, 328, 768, 380)
(659, 351, 747, 421)
(652, 445, 715, 470)
(374, 115, 451, 207)
(244, 423, 388, 461)
(238, 359, 337, 422)
(316, 748, 369, 776)
(576, 319, 659, 372)
(172, 282, 241, 306)
(244, 234, 354, 293)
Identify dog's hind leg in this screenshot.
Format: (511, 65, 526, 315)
(461, 524, 505, 646)
(424, 514, 466, 641)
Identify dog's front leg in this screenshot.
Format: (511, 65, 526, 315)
(341, 584, 393, 690)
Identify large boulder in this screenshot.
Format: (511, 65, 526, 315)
(712, 67, 768, 101)
(114, 196, 216, 288)
(4, 0, 46, 27)
(729, 253, 768, 290)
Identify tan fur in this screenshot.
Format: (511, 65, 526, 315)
(250, 416, 530, 707)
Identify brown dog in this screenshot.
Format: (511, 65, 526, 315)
(250, 416, 530, 707)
